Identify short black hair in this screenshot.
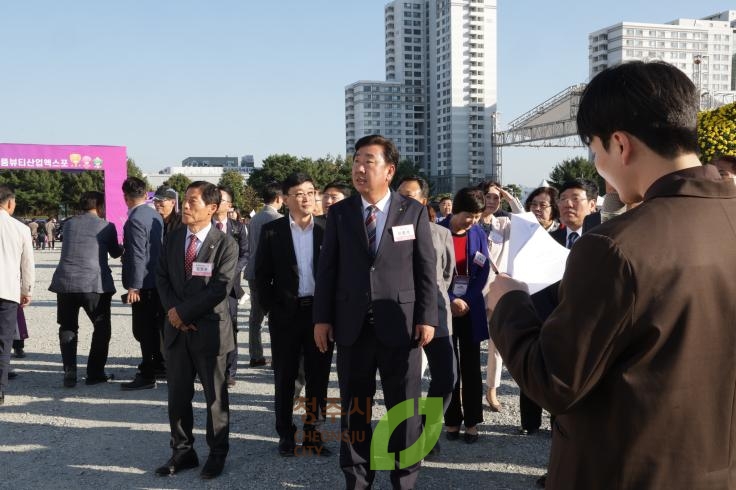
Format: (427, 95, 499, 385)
(452, 187, 486, 214)
(354, 134, 400, 165)
(187, 181, 221, 206)
(558, 179, 599, 201)
(0, 184, 15, 205)
(439, 197, 452, 204)
(398, 175, 429, 199)
(477, 180, 502, 195)
(323, 181, 352, 198)
(282, 172, 314, 195)
(122, 177, 147, 199)
(216, 185, 234, 202)
(79, 191, 104, 212)
(524, 186, 559, 220)
(261, 181, 283, 204)
(577, 61, 698, 159)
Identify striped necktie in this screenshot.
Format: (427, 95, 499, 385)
(567, 231, 579, 249)
(365, 205, 377, 256)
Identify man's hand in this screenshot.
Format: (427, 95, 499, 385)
(414, 324, 435, 347)
(314, 323, 334, 353)
(486, 274, 529, 312)
(450, 298, 469, 317)
(126, 288, 140, 304)
(167, 307, 184, 329)
(20, 295, 31, 307)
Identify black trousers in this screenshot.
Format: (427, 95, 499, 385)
(337, 316, 423, 490)
(57, 292, 113, 377)
(444, 314, 483, 428)
(270, 301, 333, 439)
(0, 299, 18, 391)
(166, 333, 230, 456)
(131, 288, 164, 379)
(424, 334, 456, 415)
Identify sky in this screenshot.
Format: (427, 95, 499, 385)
(0, 1, 732, 188)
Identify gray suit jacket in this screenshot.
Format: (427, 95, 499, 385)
(244, 204, 281, 281)
(429, 222, 454, 337)
(314, 192, 438, 347)
(156, 225, 238, 357)
(122, 204, 163, 290)
(49, 213, 123, 294)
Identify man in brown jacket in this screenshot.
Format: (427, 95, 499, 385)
(487, 60, 736, 489)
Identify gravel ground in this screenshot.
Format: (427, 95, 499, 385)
(0, 247, 551, 489)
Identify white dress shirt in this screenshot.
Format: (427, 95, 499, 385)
(185, 224, 212, 256)
(289, 214, 315, 297)
(361, 190, 392, 252)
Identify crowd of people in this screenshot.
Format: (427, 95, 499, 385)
(1, 60, 736, 489)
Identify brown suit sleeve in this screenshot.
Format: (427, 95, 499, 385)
(489, 233, 636, 414)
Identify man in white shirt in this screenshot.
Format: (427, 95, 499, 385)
(0, 184, 34, 405)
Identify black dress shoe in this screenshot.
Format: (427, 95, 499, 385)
(249, 358, 267, 367)
(64, 368, 77, 388)
(536, 474, 547, 488)
(518, 427, 538, 436)
(278, 437, 296, 457)
(155, 450, 199, 476)
(7, 371, 18, 380)
(445, 430, 460, 441)
(85, 373, 114, 385)
(121, 374, 155, 391)
(464, 432, 479, 444)
(200, 454, 226, 480)
(13, 348, 25, 358)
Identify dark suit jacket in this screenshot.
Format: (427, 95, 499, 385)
(49, 213, 123, 294)
(314, 192, 438, 347)
(490, 166, 736, 489)
(254, 215, 325, 324)
(216, 218, 249, 299)
(156, 225, 238, 357)
(122, 204, 163, 290)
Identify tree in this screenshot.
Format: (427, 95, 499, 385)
(0, 170, 63, 216)
(126, 157, 150, 188)
(247, 153, 354, 197)
(218, 170, 246, 212)
(698, 102, 736, 163)
(504, 184, 522, 200)
(390, 159, 429, 191)
(163, 173, 192, 198)
(548, 157, 605, 194)
(240, 185, 261, 217)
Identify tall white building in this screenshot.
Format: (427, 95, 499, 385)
(589, 11, 736, 101)
(345, 0, 498, 193)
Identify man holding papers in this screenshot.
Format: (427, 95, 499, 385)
(486, 61, 736, 489)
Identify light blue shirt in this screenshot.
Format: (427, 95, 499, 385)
(361, 190, 391, 252)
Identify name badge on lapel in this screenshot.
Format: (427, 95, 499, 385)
(192, 262, 214, 277)
(392, 224, 415, 242)
(473, 251, 487, 267)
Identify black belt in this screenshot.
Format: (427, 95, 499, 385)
(297, 296, 314, 307)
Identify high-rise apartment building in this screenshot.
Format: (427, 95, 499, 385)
(589, 11, 736, 98)
(345, 0, 498, 193)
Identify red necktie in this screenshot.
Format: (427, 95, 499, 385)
(216, 222, 224, 231)
(185, 235, 198, 278)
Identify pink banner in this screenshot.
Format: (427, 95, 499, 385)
(0, 143, 128, 241)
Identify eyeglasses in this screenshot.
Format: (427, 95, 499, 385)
(220, 199, 232, 204)
(529, 202, 551, 210)
(557, 196, 588, 206)
(323, 193, 343, 201)
(288, 191, 316, 200)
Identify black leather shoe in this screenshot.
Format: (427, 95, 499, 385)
(200, 454, 226, 479)
(536, 474, 547, 488)
(464, 432, 479, 444)
(13, 348, 25, 358)
(7, 371, 18, 380)
(445, 430, 460, 441)
(85, 373, 114, 385)
(155, 450, 199, 476)
(278, 437, 296, 457)
(121, 374, 155, 391)
(64, 368, 77, 388)
(518, 427, 538, 436)
(154, 366, 167, 380)
(249, 358, 267, 367)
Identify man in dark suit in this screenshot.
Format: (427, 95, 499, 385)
(49, 191, 123, 387)
(487, 61, 736, 489)
(213, 185, 249, 386)
(120, 177, 164, 390)
(314, 135, 437, 489)
(549, 179, 599, 248)
(255, 172, 332, 457)
(243, 182, 284, 367)
(154, 181, 238, 480)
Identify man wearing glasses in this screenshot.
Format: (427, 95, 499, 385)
(254, 173, 332, 457)
(550, 179, 600, 249)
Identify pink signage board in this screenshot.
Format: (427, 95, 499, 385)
(0, 143, 128, 241)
